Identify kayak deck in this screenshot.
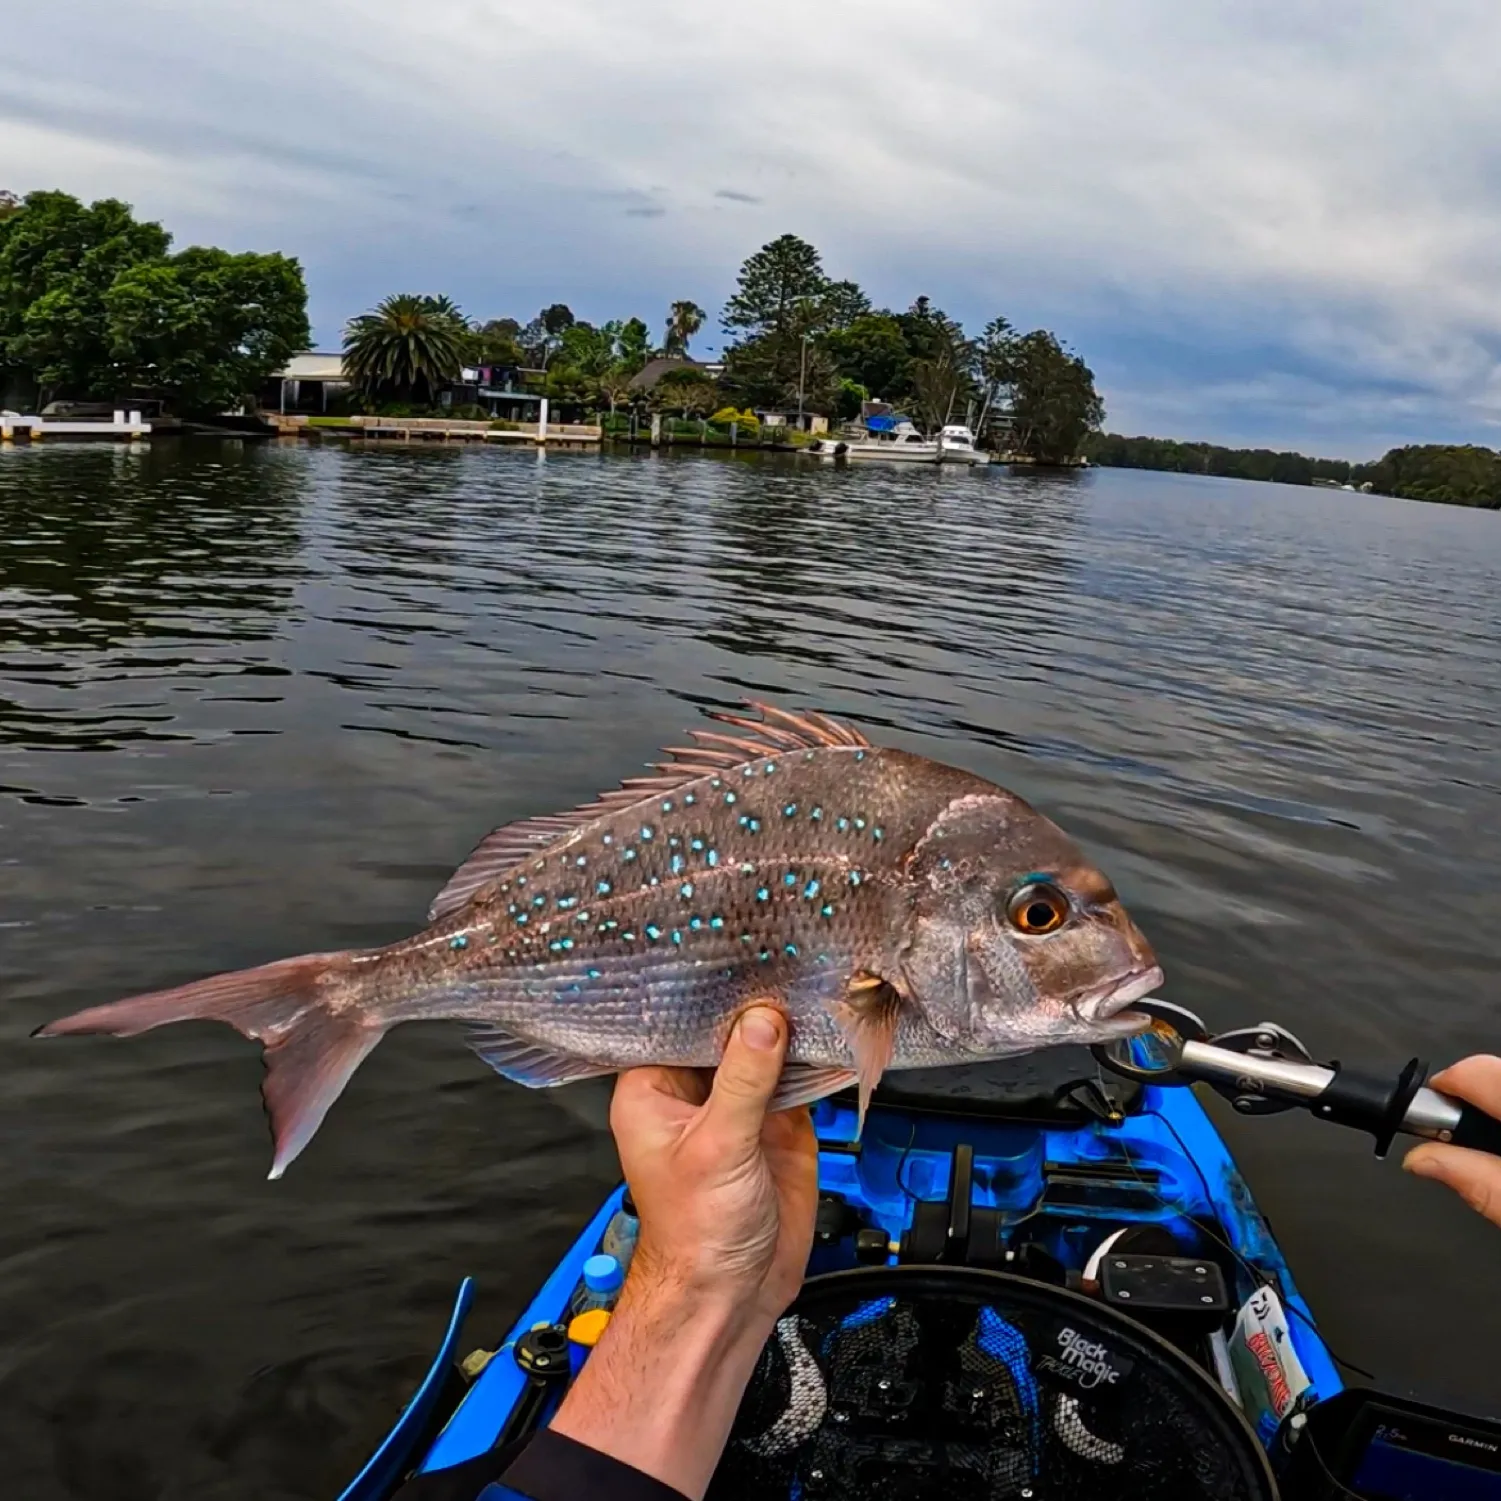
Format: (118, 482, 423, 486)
(346, 1062, 1339, 1495)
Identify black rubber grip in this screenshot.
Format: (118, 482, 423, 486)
(1450, 1103, 1501, 1157)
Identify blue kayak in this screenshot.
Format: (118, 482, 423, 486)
(339, 1045, 1501, 1500)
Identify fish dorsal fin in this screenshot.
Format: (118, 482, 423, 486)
(427, 702, 872, 921)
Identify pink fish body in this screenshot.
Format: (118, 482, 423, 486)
(38, 705, 1161, 1176)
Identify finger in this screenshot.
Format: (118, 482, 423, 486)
(702, 1005, 788, 1150)
(610, 1066, 703, 1140)
(1429, 1055, 1501, 1117)
(1404, 1142, 1501, 1227)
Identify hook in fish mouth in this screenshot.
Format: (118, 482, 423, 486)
(1071, 965, 1164, 1036)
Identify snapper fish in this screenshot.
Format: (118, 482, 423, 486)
(37, 704, 1162, 1177)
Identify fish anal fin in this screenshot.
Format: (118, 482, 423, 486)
(428, 702, 874, 922)
(768, 1062, 859, 1114)
(465, 1026, 616, 1088)
(832, 972, 904, 1133)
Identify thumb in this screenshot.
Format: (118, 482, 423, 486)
(1405, 1142, 1501, 1226)
(703, 1005, 788, 1148)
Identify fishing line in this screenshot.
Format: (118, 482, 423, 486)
(1136, 1105, 1376, 1382)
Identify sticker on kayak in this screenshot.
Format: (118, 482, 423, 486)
(1037, 1321, 1136, 1392)
(1228, 1285, 1311, 1440)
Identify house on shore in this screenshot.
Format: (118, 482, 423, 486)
(261, 353, 351, 414)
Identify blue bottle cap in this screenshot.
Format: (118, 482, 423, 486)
(583, 1253, 623, 1293)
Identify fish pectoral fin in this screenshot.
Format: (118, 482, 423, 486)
(834, 973, 904, 1134)
(768, 1062, 858, 1113)
(465, 1027, 616, 1088)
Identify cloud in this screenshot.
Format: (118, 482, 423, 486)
(6, 0, 1501, 454)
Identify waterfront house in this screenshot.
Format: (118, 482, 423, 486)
(262, 352, 351, 414)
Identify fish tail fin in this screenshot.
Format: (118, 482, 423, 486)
(34, 952, 386, 1179)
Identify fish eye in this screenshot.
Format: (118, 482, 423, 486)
(1005, 881, 1071, 935)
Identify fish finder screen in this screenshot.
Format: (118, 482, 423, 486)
(1350, 1418, 1501, 1500)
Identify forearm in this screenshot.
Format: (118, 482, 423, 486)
(548, 1276, 772, 1501)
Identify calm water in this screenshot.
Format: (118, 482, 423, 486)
(2, 440, 1499, 1498)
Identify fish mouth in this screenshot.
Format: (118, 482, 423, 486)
(1071, 965, 1165, 1037)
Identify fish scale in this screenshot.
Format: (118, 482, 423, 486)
(37, 703, 1162, 1177)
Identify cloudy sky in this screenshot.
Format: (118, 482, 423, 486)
(8, 0, 1501, 456)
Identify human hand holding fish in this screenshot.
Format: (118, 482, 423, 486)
(547, 1003, 818, 1500)
(34, 703, 1162, 1176)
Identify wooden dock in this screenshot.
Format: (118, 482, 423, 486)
(1, 410, 152, 442)
(266, 414, 601, 447)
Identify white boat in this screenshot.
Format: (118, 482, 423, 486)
(806, 419, 989, 466)
(936, 424, 990, 466)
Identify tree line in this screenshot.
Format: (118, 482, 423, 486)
(339, 233, 1107, 463)
(1086, 431, 1501, 509)
(0, 190, 309, 416)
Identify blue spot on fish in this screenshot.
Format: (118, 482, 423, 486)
(836, 817, 849, 832)
(557, 896, 578, 910)
(707, 850, 719, 867)
(680, 882, 694, 898)
(623, 849, 637, 863)
(641, 826, 654, 841)
(576, 910, 590, 923)
(711, 777, 722, 789)
(602, 834, 613, 845)
(671, 854, 685, 875)
(671, 930, 683, 945)
(855, 817, 866, 831)
(596, 879, 612, 895)
(759, 949, 773, 962)
(516, 875, 526, 886)
(783, 803, 797, 817)
(576, 855, 587, 867)
(690, 838, 704, 852)
(763, 762, 775, 775)
(644, 924, 661, 941)
(849, 871, 863, 886)
(725, 791, 737, 805)
(710, 915, 725, 929)
(804, 879, 821, 899)
(588, 968, 602, 980)
(821, 903, 835, 918)
(533, 894, 546, 908)
(785, 943, 799, 957)
(741, 933, 754, 944)
(873, 827, 883, 841)
(811, 806, 823, 821)
(855, 750, 866, 761)
(669, 836, 681, 850)
(450, 935, 469, 950)
(684, 793, 696, 806)
(689, 916, 703, 931)
(784, 872, 797, 887)
(747, 818, 762, 833)
(756, 887, 770, 902)
(743, 766, 754, 778)
(516, 913, 528, 925)
(622, 930, 636, 942)
(661, 799, 674, 813)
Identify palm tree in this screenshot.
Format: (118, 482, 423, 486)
(343, 294, 468, 404)
(663, 300, 707, 358)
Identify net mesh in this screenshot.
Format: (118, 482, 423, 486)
(709, 1268, 1274, 1501)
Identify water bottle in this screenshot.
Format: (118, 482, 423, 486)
(570, 1253, 624, 1316)
(600, 1192, 640, 1277)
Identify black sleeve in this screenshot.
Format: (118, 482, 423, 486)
(391, 1427, 691, 1501)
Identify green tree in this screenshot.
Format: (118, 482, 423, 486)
(343, 293, 468, 404)
(823, 313, 911, 403)
(663, 299, 706, 357)
(722, 233, 828, 339)
(473, 317, 524, 370)
(618, 316, 652, 373)
(0, 191, 171, 403)
(999, 330, 1104, 463)
(649, 365, 720, 417)
(0, 191, 19, 221)
(103, 246, 309, 415)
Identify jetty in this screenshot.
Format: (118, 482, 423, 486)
(1, 410, 152, 442)
(266, 411, 600, 448)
